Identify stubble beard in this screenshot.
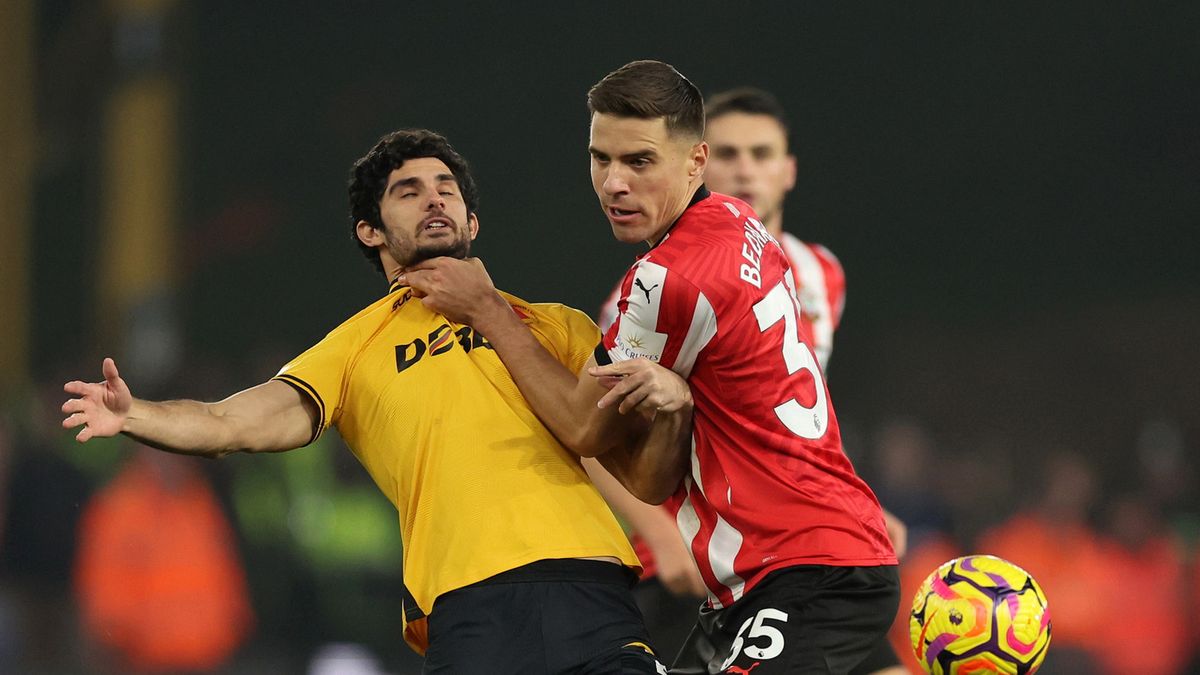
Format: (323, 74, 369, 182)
(389, 228, 472, 268)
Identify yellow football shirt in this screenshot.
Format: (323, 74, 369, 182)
(273, 279, 639, 617)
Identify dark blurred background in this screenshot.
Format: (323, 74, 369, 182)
(1, 1, 1197, 673)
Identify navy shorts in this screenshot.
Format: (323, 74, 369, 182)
(670, 565, 900, 675)
(422, 559, 666, 674)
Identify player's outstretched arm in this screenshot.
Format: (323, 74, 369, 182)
(62, 358, 318, 457)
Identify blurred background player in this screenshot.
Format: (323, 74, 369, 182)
(593, 86, 908, 674)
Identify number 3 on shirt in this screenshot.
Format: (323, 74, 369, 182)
(752, 278, 829, 439)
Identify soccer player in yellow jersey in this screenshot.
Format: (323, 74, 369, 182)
(61, 129, 692, 673)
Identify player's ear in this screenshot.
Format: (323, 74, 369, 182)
(467, 213, 479, 241)
(356, 220, 384, 247)
(688, 141, 709, 180)
(784, 153, 797, 192)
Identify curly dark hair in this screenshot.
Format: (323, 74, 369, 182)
(347, 129, 480, 276)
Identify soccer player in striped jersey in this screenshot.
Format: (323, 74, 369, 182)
(594, 87, 909, 674)
(403, 62, 899, 674)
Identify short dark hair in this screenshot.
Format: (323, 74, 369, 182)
(347, 129, 479, 276)
(587, 60, 705, 139)
(706, 87, 790, 139)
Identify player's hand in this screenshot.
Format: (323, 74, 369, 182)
(653, 538, 706, 598)
(398, 257, 508, 328)
(588, 358, 692, 417)
(883, 508, 908, 560)
(62, 358, 133, 442)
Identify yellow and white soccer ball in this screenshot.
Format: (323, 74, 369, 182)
(910, 555, 1051, 674)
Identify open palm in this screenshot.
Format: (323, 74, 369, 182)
(62, 358, 132, 442)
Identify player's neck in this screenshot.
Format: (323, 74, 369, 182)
(383, 260, 403, 286)
(764, 210, 785, 239)
(646, 179, 705, 247)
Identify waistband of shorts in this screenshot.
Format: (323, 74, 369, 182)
(468, 558, 637, 589)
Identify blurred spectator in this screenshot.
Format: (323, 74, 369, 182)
(1136, 418, 1199, 544)
(977, 450, 1105, 673)
(936, 435, 1019, 547)
(871, 418, 951, 548)
(0, 388, 93, 672)
(74, 445, 254, 673)
(1088, 491, 1190, 675)
(228, 433, 416, 671)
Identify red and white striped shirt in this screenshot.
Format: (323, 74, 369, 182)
(597, 188, 894, 608)
(600, 233, 846, 370)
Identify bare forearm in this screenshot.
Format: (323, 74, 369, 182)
(599, 405, 692, 504)
(122, 399, 245, 457)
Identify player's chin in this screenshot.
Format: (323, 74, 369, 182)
(608, 223, 647, 244)
(411, 239, 470, 264)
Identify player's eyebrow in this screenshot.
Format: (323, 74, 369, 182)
(387, 173, 458, 195)
(387, 176, 421, 195)
(619, 149, 656, 162)
(750, 144, 775, 158)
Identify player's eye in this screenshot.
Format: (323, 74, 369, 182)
(439, 191, 455, 196)
(400, 192, 418, 199)
(629, 157, 651, 168)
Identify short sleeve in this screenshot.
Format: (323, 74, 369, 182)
(598, 259, 717, 378)
(272, 323, 360, 443)
(528, 303, 603, 374)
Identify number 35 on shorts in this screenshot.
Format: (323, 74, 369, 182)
(719, 608, 789, 671)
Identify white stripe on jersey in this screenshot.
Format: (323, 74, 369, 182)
(684, 446, 746, 608)
(780, 233, 834, 370)
(708, 515, 747, 604)
(607, 260, 717, 378)
(676, 442, 706, 598)
(672, 292, 717, 378)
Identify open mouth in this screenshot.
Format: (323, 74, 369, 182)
(608, 206, 640, 221)
(421, 217, 454, 232)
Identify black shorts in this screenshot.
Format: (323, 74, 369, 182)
(849, 637, 902, 674)
(670, 565, 900, 675)
(422, 559, 667, 674)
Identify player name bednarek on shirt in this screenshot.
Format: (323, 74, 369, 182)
(597, 187, 895, 609)
(274, 280, 639, 619)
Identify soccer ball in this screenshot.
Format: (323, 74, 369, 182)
(910, 555, 1051, 674)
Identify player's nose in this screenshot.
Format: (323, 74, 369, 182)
(425, 191, 447, 210)
(734, 153, 755, 177)
(602, 168, 630, 196)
